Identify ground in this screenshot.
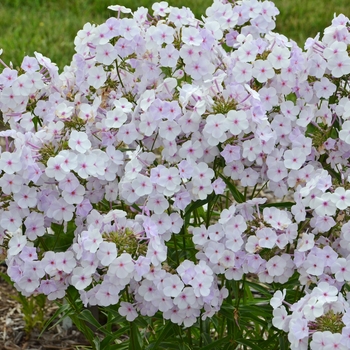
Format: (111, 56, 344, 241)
(0, 265, 90, 350)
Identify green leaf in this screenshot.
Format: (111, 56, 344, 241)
(40, 302, 72, 337)
(199, 337, 231, 350)
(0, 271, 14, 285)
(235, 338, 264, 350)
(328, 93, 337, 105)
(32, 115, 43, 131)
(39, 221, 75, 252)
(131, 203, 142, 213)
(219, 303, 235, 322)
(243, 282, 254, 303)
(260, 201, 295, 209)
(244, 281, 273, 298)
(107, 343, 129, 350)
(100, 327, 131, 350)
(278, 333, 290, 350)
(93, 337, 101, 350)
(239, 305, 272, 322)
(129, 322, 143, 350)
(147, 321, 177, 349)
(183, 193, 215, 226)
(330, 126, 338, 139)
(201, 332, 213, 347)
(78, 309, 104, 332)
(147, 342, 189, 350)
(219, 174, 245, 203)
(285, 92, 297, 102)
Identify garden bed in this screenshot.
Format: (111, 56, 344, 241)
(0, 268, 89, 350)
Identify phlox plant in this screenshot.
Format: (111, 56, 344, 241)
(1, 0, 350, 349)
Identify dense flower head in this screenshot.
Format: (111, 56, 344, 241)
(2, 0, 350, 346)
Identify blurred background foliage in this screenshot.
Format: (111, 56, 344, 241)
(0, 0, 349, 70)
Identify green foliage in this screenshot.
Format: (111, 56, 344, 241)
(0, 271, 47, 335)
(38, 179, 298, 350)
(38, 221, 76, 252)
(2, 0, 350, 348)
(1, 0, 350, 70)
(14, 293, 47, 335)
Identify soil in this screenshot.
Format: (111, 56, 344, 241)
(0, 265, 91, 350)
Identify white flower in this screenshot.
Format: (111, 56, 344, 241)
(270, 289, 286, 309)
(68, 130, 91, 153)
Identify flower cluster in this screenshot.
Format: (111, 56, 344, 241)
(1, 0, 350, 347)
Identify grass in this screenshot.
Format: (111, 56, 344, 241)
(273, 0, 350, 45)
(0, 0, 349, 70)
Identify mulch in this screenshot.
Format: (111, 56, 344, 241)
(0, 265, 90, 350)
